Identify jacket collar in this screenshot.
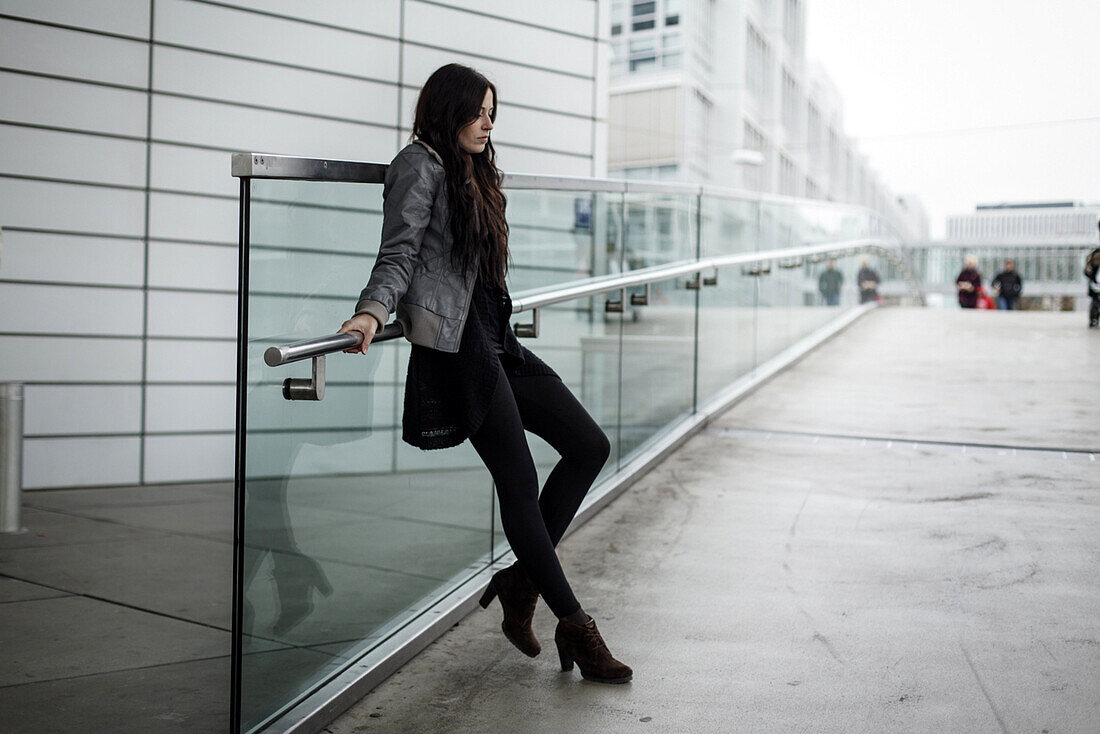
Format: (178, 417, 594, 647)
(412, 138, 444, 166)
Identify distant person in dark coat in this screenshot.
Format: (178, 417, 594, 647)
(818, 259, 843, 306)
(856, 257, 880, 303)
(1086, 225, 1100, 328)
(991, 259, 1022, 310)
(956, 254, 982, 309)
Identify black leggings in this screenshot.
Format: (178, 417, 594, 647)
(469, 360, 611, 618)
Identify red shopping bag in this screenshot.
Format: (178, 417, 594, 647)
(977, 287, 995, 310)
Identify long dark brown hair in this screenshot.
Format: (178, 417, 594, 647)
(413, 64, 509, 287)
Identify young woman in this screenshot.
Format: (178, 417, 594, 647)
(337, 64, 632, 684)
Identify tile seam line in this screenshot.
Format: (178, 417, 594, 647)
(2, 3, 599, 45)
(0, 119, 595, 159)
(0, 572, 232, 633)
(708, 427, 1100, 455)
(1, 63, 599, 122)
(1, 14, 596, 86)
(409, 0, 599, 42)
(12, 505, 492, 568)
(188, 0, 599, 44)
(0, 13, 148, 42)
(0, 651, 237, 691)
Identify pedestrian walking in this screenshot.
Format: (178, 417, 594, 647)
(956, 255, 982, 309)
(337, 64, 632, 683)
(1085, 222, 1100, 328)
(856, 257, 880, 303)
(991, 259, 1023, 310)
(818, 259, 843, 306)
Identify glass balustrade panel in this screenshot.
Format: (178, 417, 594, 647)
(240, 179, 494, 732)
(700, 194, 756, 258)
(505, 190, 615, 291)
(618, 192, 698, 459)
(753, 257, 792, 366)
(696, 265, 757, 406)
(491, 192, 624, 558)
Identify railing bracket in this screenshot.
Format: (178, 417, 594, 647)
(703, 268, 718, 286)
(605, 289, 625, 313)
(630, 283, 650, 306)
(741, 261, 772, 276)
(283, 354, 326, 401)
(685, 273, 701, 290)
(514, 308, 540, 338)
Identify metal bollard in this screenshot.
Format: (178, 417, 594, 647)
(1, 382, 24, 534)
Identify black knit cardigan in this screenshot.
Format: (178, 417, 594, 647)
(401, 277, 557, 450)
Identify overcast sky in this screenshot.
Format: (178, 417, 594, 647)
(805, 0, 1100, 238)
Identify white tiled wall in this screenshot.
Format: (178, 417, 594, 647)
(0, 0, 604, 488)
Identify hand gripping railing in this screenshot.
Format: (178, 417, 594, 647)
(263, 239, 915, 400)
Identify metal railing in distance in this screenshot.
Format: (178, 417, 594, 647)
(232, 152, 916, 733)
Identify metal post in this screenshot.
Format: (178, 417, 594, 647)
(1, 382, 25, 534)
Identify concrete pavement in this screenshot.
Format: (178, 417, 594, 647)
(326, 309, 1100, 733)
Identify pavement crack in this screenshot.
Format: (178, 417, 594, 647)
(855, 499, 874, 530)
(813, 632, 845, 665)
(959, 642, 1011, 734)
(921, 492, 995, 503)
(790, 492, 811, 537)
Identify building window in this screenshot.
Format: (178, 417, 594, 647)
(828, 128, 841, 187)
(618, 164, 680, 181)
(611, 39, 627, 75)
(780, 154, 798, 196)
(665, 0, 681, 26)
(781, 69, 801, 139)
(611, 0, 625, 35)
(746, 23, 770, 103)
(690, 89, 713, 178)
(628, 37, 657, 71)
(807, 102, 824, 164)
(783, 0, 803, 56)
(692, 0, 715, 74)
(633, 0, 656, 31)
(742, 121, 769, 191)
(662, 32, 682, 68)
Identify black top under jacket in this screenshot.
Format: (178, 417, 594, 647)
(402, 276, 558, 450)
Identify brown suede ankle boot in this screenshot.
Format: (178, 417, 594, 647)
(554, 616, 633, 684)
(478, 563, 541, 657)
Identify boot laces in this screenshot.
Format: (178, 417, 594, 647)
(581, 624, 609, 654)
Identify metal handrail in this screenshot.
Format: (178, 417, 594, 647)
(511, 239, 885, 312)
(263, 238, 908, 368)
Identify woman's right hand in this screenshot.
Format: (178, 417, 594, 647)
(338, 313, 380, 354)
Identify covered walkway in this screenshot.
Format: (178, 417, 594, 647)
(328, 308, 1100, 733)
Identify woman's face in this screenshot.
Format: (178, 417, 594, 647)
(457, 87, 494, 155)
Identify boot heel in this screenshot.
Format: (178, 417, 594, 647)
(557, 642, 574, 672)
(478, 583, 498, 609)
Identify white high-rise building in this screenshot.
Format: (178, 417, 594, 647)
(607, 0, 928, 240)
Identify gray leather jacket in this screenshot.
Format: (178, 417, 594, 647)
(355, 141, 478, 353)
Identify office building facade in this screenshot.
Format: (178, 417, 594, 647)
(607, 0, 928, 240)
